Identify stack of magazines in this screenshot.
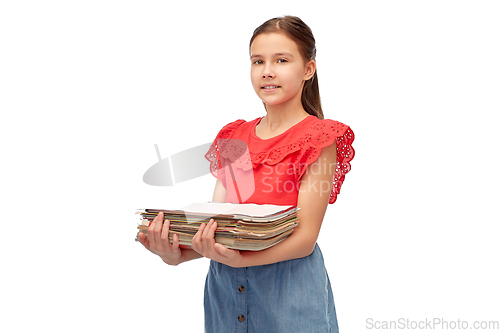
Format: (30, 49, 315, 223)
(135, 202, 299, 251)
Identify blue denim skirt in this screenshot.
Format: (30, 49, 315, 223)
(204, 243, 339, 332)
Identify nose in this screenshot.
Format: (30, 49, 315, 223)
(262, 72, 275, 79)
(262, 64, 275, 79)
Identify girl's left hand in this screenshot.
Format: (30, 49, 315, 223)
(191, 219, 242, 267)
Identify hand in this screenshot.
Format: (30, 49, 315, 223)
(137, 212, 182, 266)
(191, 219, 242, 267)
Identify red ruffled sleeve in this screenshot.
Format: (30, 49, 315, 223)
(205, 119, 246, 185)
(294, 120, 355, 204)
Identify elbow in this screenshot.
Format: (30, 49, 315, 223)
(289, 229, 319, 259)
(296, 237, 317, 259)
(304, 242, 316, 257)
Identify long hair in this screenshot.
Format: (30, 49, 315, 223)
(249, 16, 323, 120)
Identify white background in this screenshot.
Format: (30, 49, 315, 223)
(1, 1, 499, 332)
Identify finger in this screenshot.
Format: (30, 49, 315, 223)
(200, 220, 212, 247)
(202, 220, 217, 256)
(202, 219, 215, 239)
(138, 232, 151, 250)
(147, 216, 156, 248)
(148, 212, 161, 248)
(191, 222, 206, 254)
(207, 220, 217, 239)
(210, 221, 218, 245)
(152, 212, 165, 247)
(171, 233, 180, 252)
(160, 218, 172, 251)
(214, 243, 234, 259)
(214, 243, 229, 257)
(191, 222, 202, 245)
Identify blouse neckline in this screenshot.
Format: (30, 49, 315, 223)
(251, 115, 313, 141)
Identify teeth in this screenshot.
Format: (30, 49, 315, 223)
(263, 86, 279, 89)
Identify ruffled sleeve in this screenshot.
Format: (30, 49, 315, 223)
(205, 119, 246, 184)
(294, 120, 355, 204)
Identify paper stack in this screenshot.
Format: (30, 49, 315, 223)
(135, 202, 299, 251)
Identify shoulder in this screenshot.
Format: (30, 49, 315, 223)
(306, 117, 352, 139)
(294, 116, 354, 150)
(213, 118, 261, 139)
(296, 117, 355, 204)
(214, 119, 246, 139)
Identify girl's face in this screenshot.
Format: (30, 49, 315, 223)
(250, 32, 315, 109)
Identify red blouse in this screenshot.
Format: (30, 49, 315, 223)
(205, 115, 355, 206)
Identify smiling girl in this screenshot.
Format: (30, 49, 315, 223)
(138, 16, 355, 332)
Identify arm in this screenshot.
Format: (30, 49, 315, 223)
(192, 141, 337, 268)
(212, 178, 227, 203)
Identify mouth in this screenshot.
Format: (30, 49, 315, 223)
(261, 85, 281, 90)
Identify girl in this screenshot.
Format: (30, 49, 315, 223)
(138, 16, 355, 332)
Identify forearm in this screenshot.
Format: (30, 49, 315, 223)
(235, 230, 316, 268)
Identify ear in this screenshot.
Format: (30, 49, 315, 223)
(304, 60, 316, 81)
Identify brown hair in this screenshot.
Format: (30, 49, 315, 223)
(249, 16, 323, 119)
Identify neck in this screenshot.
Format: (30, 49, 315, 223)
(262, 95, 309, 130)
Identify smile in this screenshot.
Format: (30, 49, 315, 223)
(262, 86, 280, 89)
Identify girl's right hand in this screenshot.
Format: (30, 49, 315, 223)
(137, 212, 182, 266)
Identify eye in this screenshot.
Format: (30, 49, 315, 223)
(253, 60, 263, 65)
(277, 58, 288, 63)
